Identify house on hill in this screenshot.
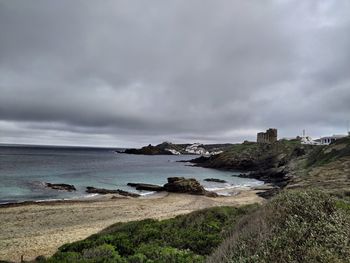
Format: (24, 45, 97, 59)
(318, 135, 348, 145)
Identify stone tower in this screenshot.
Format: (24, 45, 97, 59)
(257, 128, 278, 143)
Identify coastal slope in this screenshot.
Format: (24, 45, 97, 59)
(191, 137, 350, 198)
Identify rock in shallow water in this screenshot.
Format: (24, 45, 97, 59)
(164, 177, 218, 197)
(45, 183, 76, 192)
(127, 183, 165, 191)
(204, 178, 227, 183)
(86, 187, 140, 197)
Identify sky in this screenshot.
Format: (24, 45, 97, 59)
(0, 0, 350, 147)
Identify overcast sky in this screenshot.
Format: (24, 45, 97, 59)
(0, 0, 349, 147)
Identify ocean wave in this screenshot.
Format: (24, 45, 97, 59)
(204, 180, 264, 192)
(138, 191, 157, 196)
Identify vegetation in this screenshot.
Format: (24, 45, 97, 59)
(207, 190, 350, 263)
(32, 190, 350, 263)
(286, 137, 350, 199)
(306, 137, 350, 167)
(36, 205, 257, 263)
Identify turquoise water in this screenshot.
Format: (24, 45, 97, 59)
(0, 145, 262, 204)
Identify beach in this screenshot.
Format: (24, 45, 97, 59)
(0, 189, 264, 262)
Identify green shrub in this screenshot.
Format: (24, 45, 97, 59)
(39, 206, 256, 263)
(135, 244, 204, 263)
(207, 190, 350, 263)
(82, 244, 124, 262)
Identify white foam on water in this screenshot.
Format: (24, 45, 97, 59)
(138, 191, 157, 196)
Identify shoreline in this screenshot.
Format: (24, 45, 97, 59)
(0, 188, 265, 262)
(0, 181, 264, 208)
(0, 191, 170, 208)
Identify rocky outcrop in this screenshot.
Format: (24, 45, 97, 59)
(127, 178, 218, 197)
(189, 140, 319, 199)
(86, 187, 140, 197)
(190, 140, 311, 171)
(122, 144, 174, 155)
(46, 183, 76, 192)
(164, 177, 218, 197)
(204, 178, 227, 183)
(127, 183, 165, 191)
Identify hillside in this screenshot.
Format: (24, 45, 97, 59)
(191, 137, 350, 199)
(207, 190, 350, 263)
(191, 139, 309, 170)
(287, 137, 350, 199)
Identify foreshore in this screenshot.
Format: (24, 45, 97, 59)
(0, 189, 265, 262)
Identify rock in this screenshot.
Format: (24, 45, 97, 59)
(164, 177, 218, 197)
(121, 144, 173, 155)
(204, 178, 227, 183)
(189, 156, 210, 164)
(204, 191, 219, 197)
(86, 187, 140, 197)
(256, 187, 281, 199)
(167, 177, 186, 184)
(46, 183, 76, 192)
(116, 189, 141, 198)
(127, 183, 164, 191)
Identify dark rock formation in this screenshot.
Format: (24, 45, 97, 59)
(190, 156, 210, 164)
(86, 187, 140, 197)
(204, 178, 227, 183)
(121, 143, 175, 155)
(127, 183, 165, 191)
(123, 146, 173, 155)
(46, 183, 76, 192)
(164, 177, 218, 197)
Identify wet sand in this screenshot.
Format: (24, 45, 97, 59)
(0, 189, 264, 262)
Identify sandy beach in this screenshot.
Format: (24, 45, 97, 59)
(0, 189, 264, 262)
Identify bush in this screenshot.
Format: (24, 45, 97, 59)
(135, 244, 204, 263)
(207, 190, 350, 263)
(39, 206, 256, 263)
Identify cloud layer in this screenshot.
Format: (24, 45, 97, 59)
(1, 0, 349, 147)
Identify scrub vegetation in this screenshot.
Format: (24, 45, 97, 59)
(32, 190, 350, 263)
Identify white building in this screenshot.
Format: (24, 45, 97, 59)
(300, 136, 321, 145)
(319, 135, 348, 145)
(185, 143, 210, 155)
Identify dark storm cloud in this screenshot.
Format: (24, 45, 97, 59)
(0, 0, 350, 147)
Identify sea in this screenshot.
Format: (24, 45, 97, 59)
(0, 144, 263, 204)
